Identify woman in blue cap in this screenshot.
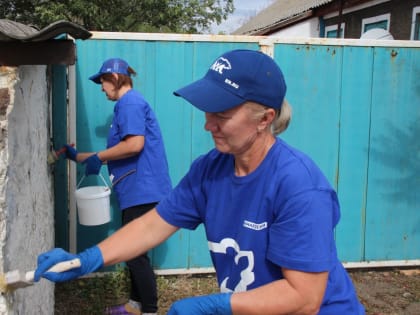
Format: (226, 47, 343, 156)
(35, 50, 364, 314)
(63, 58, 172, 315)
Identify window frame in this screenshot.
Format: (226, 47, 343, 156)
(325, 23, 346, 38)
(411, 6, 420, 40)
(361, 13, 391, 36)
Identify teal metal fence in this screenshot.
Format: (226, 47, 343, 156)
(53, 34, 420, 271)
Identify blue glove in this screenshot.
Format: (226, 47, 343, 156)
(64, 144, 78, 161)
(83, 154, 102, 176)
(167, 293, 232, 315)
(34, 246, 103, 282)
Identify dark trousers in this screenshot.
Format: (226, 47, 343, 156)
(122, 203, 158, 313)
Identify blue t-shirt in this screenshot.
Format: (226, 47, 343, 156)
(157, 138, 365, 314)
(107, 89, 172, 210)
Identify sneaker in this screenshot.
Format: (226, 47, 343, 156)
(105, 303, 142, 315)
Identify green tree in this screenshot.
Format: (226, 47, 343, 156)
(0, 0, 234, 33)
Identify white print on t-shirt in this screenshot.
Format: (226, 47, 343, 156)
(243, 220, 267, 231)
(208, 238, 255, 292)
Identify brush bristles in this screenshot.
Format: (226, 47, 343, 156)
(3, 270, 33, 290)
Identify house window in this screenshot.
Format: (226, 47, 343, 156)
(325, 24, 345, 38)
(411, 6, 420, 40)
(361, 13, 390, 35)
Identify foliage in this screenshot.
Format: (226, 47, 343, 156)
(0, 0, 234, 33)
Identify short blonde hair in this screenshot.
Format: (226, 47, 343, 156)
(245, 100, 292, 136)
(272, 100, 292, 135)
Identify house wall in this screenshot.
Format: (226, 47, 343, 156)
(0, 66, 54, 314)
(324, 0, 420, 39)
(270, 17, 319, 37)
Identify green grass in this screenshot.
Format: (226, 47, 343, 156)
(55, 266, 218, 314)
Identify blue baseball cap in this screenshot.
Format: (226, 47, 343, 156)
(89, 58, 131, 84)
(174, 49, 287, 112)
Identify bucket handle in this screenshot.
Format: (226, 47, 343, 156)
(77, 173, 110, 191)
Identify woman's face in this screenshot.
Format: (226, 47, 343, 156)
(100, 76, 119, 101)
(204, 103, 262, 155)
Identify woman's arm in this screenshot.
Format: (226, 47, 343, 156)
(76, 135, 144, 162)
(98, 134, 144, 161)
(34, 209, 178, 282)
(231, 268, 328, 315)
(98, 208, 179, 265)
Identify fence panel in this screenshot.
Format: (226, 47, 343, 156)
(53, 36, 419, 271)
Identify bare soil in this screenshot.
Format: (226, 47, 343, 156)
(55, 267, 420, 314)
(350, 268, 420, 315)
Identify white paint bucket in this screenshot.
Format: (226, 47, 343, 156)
(75, 174, 111, 226)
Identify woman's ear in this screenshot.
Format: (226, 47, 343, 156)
(260, 108, 275, 129)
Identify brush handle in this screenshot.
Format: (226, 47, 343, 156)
(25, 258, 81, 282)
(55, 147, 67, 155)
(55, 143, 75, 156)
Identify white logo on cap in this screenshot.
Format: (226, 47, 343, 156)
(210, 57, 240, 89)
(211, 57, 232, 74)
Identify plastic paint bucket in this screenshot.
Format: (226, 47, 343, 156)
(75, 174, 111, 226)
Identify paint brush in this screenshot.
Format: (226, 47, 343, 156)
(47, 143, 75, 165)
(0, 258, 80, 292)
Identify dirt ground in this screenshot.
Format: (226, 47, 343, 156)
(349, 268, 420, 315)
(55, 267, 420, 314)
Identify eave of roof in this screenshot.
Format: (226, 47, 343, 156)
(0, 19, 91, 65)
(233, 0, 333, 35)
(0, 19, 91, 42)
